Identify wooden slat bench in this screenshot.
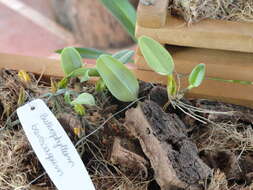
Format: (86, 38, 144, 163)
(135, 0, 253, 108)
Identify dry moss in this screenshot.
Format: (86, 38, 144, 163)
(207, 170, 228, 190)
(0, 69, 149, 190)
(0, 129, 54, 190)
(1, 69, 253, 189)
(169, 0, 253, 24)
(193, 122, 253, 152)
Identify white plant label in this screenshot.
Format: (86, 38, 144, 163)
(17, 99, 96, 190)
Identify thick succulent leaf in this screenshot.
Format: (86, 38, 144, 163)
(60, 47, 83, 75)
(139, 36, 174, 75)
(96, 55, 139, 102)
(71, 93, 96, 106)
(188, 64, 206, 89)
(167, 75, 177, 97)
(57, 47, 109, 59)
(112, 49, 134, 64)
(100, 0, 136, 41)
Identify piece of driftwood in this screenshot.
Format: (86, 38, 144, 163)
(125, 100, 211, 189)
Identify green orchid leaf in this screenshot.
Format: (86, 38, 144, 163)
(58, 77, 69, 89)
(57, 47, 109, 59)
(96, 55, 139, 102)
(60, 47, 83, 75)
(95, 78, 106, 92)
(69, 68, 91, 82)
(139, 36, 174, 75)
(188, 64, 206, 89)
(74, 104, 86, 116)
(67, 68, 100, 83)
(79, 71, 90, 83)
(71, 93, 96, 106)
(112, 49, 134, 64)
(68, 68, 89, 78)
(64, 91, 72, 104)
(167, 75, 177, 97)
(77, 68, 100, 83)
(100, 0, 136, 41)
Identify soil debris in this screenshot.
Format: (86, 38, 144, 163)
(207, 170, 228, 190)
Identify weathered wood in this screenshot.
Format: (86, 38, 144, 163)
(137, 0, 169, 28)
(0, 53, 64, 77)
(51, 0, 133, 49)
(125, 100, 211, 189)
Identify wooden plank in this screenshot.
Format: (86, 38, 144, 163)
(136, 15, 253, 53)
(134, 69, 253, 108)
(1, 53, 253, 108)
(0, 53, 63, 77)
(135, 45, 253, 82)
(137, 0, 169, 28)
(0, 0, 75, 43)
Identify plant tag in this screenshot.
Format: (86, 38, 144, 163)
(17, 99, 96, 190)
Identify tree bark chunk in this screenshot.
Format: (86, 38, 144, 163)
(125, 100, 211, 189)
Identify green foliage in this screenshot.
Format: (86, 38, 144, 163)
(60, 47, 83, 75)
(63, 91, 95, 116)
(60, 47, 139, 103)
(57, 47, 134, 64)
(112, 49, 134, 64)
(64, 91, 72, 104)
(167, 75, 177, 97)
(74, 104, 86, 116)
(71, 93, 96, 106)
(57, 47, 108, 59)
(138, 36, 205, 100)
(68, 68, 90, 78)
(188, 64, 206, 89)
(96, 55, 139, 102)
(139, 36, 174, 75)
(99, 0, 136, 41)
(95, 78, 106, 92)
(58, 77, 69, 89)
